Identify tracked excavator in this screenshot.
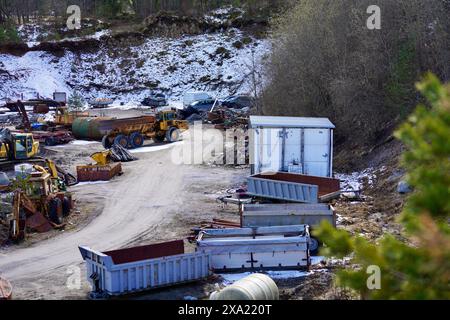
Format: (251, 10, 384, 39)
(0, 128, 77, 186)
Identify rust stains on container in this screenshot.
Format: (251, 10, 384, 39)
(252, 172, 340, 197)
(103, 240, 185, 265)
(76, 163, 123, 182)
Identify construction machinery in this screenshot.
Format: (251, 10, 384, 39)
(0, 128, 40, 162)
(72, 110, 189, 149)
(5, 165, 74, 242)
(53, 106, 89, 128)
(0, 129, 77, 186)
(3, 100, 75, 146)
(77, 149, 123, 182)
(4, 98, 62, 113)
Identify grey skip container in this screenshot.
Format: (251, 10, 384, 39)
(79, 246, 211, 296)
(196, 225, 311, 271)
(247, 175, 319, 203)
(241, 203, 336, 229)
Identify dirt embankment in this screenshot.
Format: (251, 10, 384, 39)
(142, 11, 268, 37)
(0, 32, 146, 56)
(0, 11, 268, 57)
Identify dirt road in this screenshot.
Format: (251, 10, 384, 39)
(0, 142, 246, 299)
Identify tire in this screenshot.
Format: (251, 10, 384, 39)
(130, 132, 144, 149)
(153, 134, 165, 143)
(113, 134, 130, 149)
(45, 137, 56, 146)
(102, 135, 112, 149)
(62, 197, 71, 217)
(166, 128, 181, 143)
(49, 198, 63, 225)
(309, 237, 320, 255)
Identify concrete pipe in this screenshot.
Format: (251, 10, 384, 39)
(210, 273, 279, 300)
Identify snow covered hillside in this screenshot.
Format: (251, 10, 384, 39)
(0, 28, 270, 105)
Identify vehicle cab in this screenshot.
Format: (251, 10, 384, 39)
(14, 134, 39, 160)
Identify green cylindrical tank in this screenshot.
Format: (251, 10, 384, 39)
(72, 118, 108, 140)
(72, 116, 157, 141)
(210, 274, 279, 300)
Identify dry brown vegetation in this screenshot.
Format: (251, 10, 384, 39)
(262, 0, 450, 148)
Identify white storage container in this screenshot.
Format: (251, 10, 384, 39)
(250, 116, 335, 177)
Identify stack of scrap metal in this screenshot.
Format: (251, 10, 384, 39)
(110, 144, 137, 162)
(207, 107, 249, 130)
(189, 218, 240, 240)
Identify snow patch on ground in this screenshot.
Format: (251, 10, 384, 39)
(220, 270, 314, 285)
(73, 181, 111, 186)
(219, 256, 325, 284)
(266, 270, 313, 279)
(335, 167, 385, 191)
(50, 140, 100, 148)
(71, 140, 100, 146)
(205, 6, 244, 24)
(129, 141, 184, 154)
(310, 256, 326, 265)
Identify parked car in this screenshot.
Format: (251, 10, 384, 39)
(141, 93, 168, 107)
(88, 98, 114, 109)
(221, 95, 254, 109)
(183, 91, 213, 107)
(189, 99, 217, 112)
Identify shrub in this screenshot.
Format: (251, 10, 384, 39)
(315, 74, 450, 300)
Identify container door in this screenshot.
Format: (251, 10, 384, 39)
(283, 129, 302, 172)
(303, 129, 331, 177)
(258, 128, 282, 173)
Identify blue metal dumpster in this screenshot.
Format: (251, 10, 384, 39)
(247, 173, 319, 203)
(79, 240, 211, 297)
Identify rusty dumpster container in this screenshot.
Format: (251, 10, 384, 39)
(76, 163, 122, 182)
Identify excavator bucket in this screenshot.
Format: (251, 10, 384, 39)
(91, 151, 112, 166)
(26, 212, 52, 233)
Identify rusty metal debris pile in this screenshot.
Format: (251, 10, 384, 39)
(109, 144, 137, 162)
(1, 97, 77, 147)
(207, 106, 250, 130)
